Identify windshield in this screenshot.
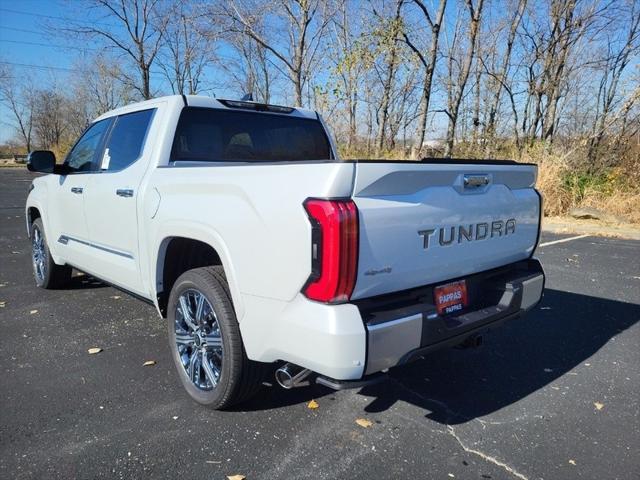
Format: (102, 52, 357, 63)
(171, 107, 332, 163)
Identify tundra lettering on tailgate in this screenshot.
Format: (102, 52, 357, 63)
(418, 219, 516, 250)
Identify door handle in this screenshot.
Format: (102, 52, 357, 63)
(71, 187, 83, 194)
(116, 189, 134, 198)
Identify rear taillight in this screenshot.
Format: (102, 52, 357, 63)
(303, 199, 359, 303)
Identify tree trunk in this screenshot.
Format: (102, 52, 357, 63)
(411, 0, 447, 158)
(485, 0, 527, 143)
(444, 0, 485, 157)
(141, 65, 151, 100)
(376, 0, 403, 153)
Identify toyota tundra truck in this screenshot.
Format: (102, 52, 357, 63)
(25, 95, 544, 409)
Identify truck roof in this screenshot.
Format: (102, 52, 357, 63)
(94, 94, 319, 122)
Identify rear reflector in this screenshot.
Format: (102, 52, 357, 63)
(303, 199, 359, 303)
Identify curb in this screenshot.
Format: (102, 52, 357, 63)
(542, 218, 640, 240)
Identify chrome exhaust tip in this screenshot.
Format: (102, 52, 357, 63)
(275, 363, 312, 389)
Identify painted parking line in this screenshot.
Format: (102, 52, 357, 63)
(538, 234, 591, 248)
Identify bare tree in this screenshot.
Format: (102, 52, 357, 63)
(0, 68, 35, 152)
(74, 55, 135, 116)
(219, 0, 330, 107)
(32, 89, 68, 149)
(443, 0, 485, 157)
(328, 0, 372, 149)
(223, 33, 275, 103)
(401, 0, 447, 157)
(587, 1, 640, 164)
(159, 5, 213, 95)
(483, 0, 527, 143)
(70, 0, 170, 99)
(370, 0, 404, 153)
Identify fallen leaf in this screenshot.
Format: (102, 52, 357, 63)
(143, 360, 156, 366)
(307, 399, 319, 409)
(568, 459, 576, 466)
(227, 475, 246, 480)
(355, 418, 373, 428)
(87, 347, 103, 354)
(594, 402, 604, 411)
(29, 309, 38, 314)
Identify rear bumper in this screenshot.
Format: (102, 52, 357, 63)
(357, 259, 545, 376)
(242, 259, 544, 382)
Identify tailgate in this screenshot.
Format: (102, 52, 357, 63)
(351, 161, 540, 299)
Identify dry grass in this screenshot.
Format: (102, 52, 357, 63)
(528, 148, 640, 224)
(579, 192, 640, 224)
(535, 159, 574, 217)
(339, 140, 640, 225)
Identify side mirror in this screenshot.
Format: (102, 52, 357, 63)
(27, 150, 56, 173)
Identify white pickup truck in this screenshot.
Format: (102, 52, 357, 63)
(26, 95, 544, 409)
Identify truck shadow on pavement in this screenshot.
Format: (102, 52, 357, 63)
(359, 288, 639, 424)
(65, 273, 109, 290)
(240, 289, 639, 420)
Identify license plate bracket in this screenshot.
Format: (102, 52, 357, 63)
(434, 280, 468, 315)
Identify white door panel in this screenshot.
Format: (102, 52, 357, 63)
(46, 174, 92, 266)
(83, 108, 157, 295)
(46, 118, 114, 268)
(84, 172, 144, 294)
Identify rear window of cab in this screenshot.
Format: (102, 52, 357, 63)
(170, 107, 332, 163)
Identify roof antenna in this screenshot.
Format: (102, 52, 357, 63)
(241, 92, 253, 101)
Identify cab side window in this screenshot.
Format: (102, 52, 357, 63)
(101, 109, 155, 171)
(64, 119, 112, 172)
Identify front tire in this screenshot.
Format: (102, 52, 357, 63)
(167, 266, 265, 409)
(30, 218, 72, 289)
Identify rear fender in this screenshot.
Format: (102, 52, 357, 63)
(153, 222, 244, 321)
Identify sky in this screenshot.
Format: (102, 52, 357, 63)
(0, 0, 514, 145)
(2, 1, 634, 147)
(0, 0, 240, 143)
(0, 1, 101, 142)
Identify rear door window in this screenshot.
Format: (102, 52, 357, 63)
(101, 109, 155, 171)
(171, 107, 331, 163)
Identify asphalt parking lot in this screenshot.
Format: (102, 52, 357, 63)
(1, 167, 639, 480)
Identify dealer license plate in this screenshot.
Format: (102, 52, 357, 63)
(434, 280, 468, 315)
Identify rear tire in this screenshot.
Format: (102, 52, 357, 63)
(30, 218, 72, 289)
(167, 266, 266, 409)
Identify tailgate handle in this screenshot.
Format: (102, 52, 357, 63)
(463, 174, 490, 188)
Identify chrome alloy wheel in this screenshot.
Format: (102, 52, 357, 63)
(32, 227, 46, 283)
(174, 289, 223, 391)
